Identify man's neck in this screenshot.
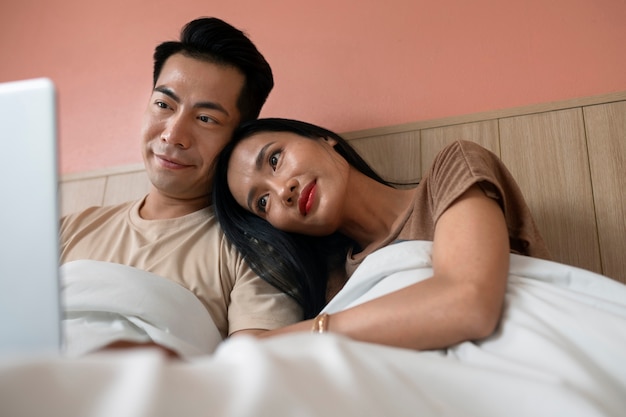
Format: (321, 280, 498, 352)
(138, 192, 210, 220)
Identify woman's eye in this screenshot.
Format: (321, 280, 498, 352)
(269, 151, 280, 170)
(257, 195, 268, 213)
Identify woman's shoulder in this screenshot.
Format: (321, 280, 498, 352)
(432, 140, 504, 176)
(438, 140, 495, 158)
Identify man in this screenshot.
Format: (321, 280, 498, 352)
(60, 17, 301, 356)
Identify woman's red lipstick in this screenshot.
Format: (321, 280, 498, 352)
(298, 181, 316, 216)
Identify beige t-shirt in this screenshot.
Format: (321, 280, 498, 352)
(60, 197, 302, 338)
(347, 140, 551, 276)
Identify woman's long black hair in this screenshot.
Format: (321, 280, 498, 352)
(213, 118, 390, 318)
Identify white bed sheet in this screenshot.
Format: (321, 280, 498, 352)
(62, 260, 222, 359)
(1, 241, 625, 417)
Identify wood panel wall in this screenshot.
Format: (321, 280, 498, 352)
(60, 92, 626, 283)
(345, 92, 626, 283)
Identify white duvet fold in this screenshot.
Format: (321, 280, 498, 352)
(323, 240, 626, 416)
(2, 241, 626, 417)
(62, 260, 222, 359)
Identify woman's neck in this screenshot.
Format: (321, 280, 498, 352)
(338, 176, 414, 252)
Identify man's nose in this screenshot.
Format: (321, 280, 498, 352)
(161, 114, 190, 149)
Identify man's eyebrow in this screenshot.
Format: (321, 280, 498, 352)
(246, 141, 275, 212)
(154, 86, 180, 103)
(154, 86, 229, 116)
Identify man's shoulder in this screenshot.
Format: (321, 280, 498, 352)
(60, 199, 140, 228)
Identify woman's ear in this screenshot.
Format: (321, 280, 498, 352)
(322, 136, 338, 147)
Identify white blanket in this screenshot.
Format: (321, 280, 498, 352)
(62, 260, 222, 358)
(1, 241, 625, 417)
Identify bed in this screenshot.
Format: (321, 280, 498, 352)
(1, 91, 625, 416)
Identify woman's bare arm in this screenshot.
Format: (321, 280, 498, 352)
(258, 184, 510, 350)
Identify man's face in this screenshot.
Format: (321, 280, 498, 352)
(141, 53, 245, 202)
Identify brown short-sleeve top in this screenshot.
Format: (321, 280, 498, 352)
(346, 140, 551, 276)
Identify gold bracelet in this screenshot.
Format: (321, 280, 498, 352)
(311, 313, 331, 333)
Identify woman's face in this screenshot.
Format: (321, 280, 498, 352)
(227, 131, 350, 235)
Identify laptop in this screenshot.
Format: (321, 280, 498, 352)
(0, 78, 62, 356)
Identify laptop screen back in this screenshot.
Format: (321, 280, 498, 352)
(0, 78, 62, 355)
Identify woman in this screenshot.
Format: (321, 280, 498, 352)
(213, 118, 550, 350)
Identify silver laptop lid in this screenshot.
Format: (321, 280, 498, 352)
(0, 78, 62, 355)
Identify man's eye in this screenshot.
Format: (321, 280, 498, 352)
(198, 115, 215, 124)
(257, 195, 268, 213)
(156, 101, 169, 109)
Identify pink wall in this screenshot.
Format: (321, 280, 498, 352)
(2, 0, 625, 174)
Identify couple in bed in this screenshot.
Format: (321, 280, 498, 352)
(61, 16, 550, 356)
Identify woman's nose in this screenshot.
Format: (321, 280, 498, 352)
(278, 178, 298, 205)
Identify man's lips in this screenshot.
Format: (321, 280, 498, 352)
(155, 154, 191, 169)
(298, 181, 316, 216)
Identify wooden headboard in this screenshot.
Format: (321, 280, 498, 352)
(60, 91, 626, 284)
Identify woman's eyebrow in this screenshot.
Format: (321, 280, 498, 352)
(247, 141, 275, 212)
(246, 186, 257, 213)
(255, 142, 275, 171)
